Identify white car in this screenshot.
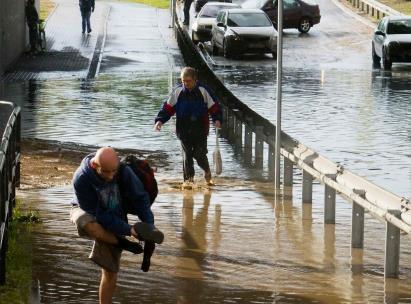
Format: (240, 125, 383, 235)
(192, 2, 240, 43)
(211, 8, 278, 58)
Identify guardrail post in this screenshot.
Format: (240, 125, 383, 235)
(255, 126, 264, 169)
(244, 118, 253, 166)
(372, 7, 375, 17)
(221, 106, 228, 138)
(228, 110, 235, 142)
(268, 137, 275, 178)
(324, 174, 336, 224)
(284, 157, 293, 187)
(385, 209, 401, 278)
(366, 4, 369, 14)
(234, 112, 242, 148)
(351, 189, 366, 248)
(302, 161, 313, 204)
(377, 10, 380, 19)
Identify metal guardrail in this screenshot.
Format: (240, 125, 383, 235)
(0, 101, 21, 285)
(348, 0, 402, 20)
(171, 8, 411, 278)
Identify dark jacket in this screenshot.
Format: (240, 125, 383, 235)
(71, 153, 154, 236)
(155, 82, 222, 141)
(79, 0, 95, 12)
(25, 3, 39, 27)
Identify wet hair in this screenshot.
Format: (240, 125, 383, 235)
(180, 67, 198, 80)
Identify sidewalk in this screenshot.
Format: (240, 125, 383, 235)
(3, 0, 182, 81)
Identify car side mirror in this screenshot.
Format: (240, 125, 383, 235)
(375, 30, 385, 36)
(217, 22, 225, 28)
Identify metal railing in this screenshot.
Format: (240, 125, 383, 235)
(348, 0, 402, 20)
(0, 101, 21, 285)
(172, 11, 411, 278)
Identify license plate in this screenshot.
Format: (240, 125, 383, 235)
(249, 43, 264, 48)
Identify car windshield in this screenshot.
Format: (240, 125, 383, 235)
(241, 0, 268, 9)
(227, 12, 272, 27)
(200, 5, 238, 18)
(387, 20, 411, 34)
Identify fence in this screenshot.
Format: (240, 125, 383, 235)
(0, 101, 21, 285)
(171, 9, 411, 278)
(348, 0, 402, 20)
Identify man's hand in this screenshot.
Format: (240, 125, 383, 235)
(215, 120, 221, 129)
(131, 226, 138, 238)
(154, 121, 163, 131)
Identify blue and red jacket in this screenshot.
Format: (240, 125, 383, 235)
(155, 82, 222, 141)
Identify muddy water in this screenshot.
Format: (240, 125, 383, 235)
(3, 68, 411, 303)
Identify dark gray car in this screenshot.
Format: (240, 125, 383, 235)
(372, 16, 411, 69)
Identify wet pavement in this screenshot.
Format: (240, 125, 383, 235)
(1, 0, 411, 303)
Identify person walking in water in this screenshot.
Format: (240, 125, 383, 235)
(154, 67, 222, 186)
(70, 147, 164, 303)
(79, 0, 95, 34)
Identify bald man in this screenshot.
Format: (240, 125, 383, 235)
(70, 147, 163, 303)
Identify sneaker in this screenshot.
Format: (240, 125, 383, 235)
(82, 30, 85, 34)
(116, 236, 143, 254)
(87, 29, 92, 33)
(182, 20, 189, 25)
(133, 222, 164, 244)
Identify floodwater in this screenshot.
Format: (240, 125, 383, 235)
(2, 0, 411, 302)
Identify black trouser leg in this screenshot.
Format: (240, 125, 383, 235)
(29, 26, 37, 52)
(192, 139, 210, 174)
(181, 140, 195, 181)
(183, 0, 192, 23)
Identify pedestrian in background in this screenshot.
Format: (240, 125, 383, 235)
(154, 67, 222, 186)
(183, 0, 193, 25)
(79, 0, 95, 34)
(25, 0, 39, 54)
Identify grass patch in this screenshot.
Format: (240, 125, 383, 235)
(379, 0, 411, 14)
(121, 0, 170, 9)
(40, 0, 56, 20)
(0, 201, 39, 303)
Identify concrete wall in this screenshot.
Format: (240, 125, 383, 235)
(0, 0, 32, 76)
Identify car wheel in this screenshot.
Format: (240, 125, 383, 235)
(372, 43, 380, 65)
(223, 40, 232, 58)
(382, 48, 392, 70)
(298, 17, 311, 33)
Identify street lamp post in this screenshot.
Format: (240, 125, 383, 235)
(274, 0, 283, 190)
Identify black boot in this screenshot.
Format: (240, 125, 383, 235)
(141, 241, 155, 272)
(116, 236, 143, 254)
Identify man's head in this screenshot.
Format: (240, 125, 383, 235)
(180, 67, 198, 90)
(91, 147, 119, 182)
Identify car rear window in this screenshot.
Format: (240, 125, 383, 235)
(200, 5, 239, 18)
(387, 20, 411, 34)
(227, 12, 272, 27)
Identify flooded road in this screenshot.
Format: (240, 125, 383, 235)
(206, 0, 411, 198)
(1, 0, 411, 302)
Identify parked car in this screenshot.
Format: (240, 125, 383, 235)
(372, 16, 411, 69)
(192, 2, 240, 43)
(194, 0, 232, 13)
(241, 0, 321, 33)
(211, 8, 278, 58)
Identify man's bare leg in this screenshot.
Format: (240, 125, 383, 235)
(84, 222, 118, 245)
(99, 269, 117, 304)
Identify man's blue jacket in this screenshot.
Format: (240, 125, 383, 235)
(71, 153, 154, 236)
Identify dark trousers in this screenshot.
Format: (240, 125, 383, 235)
(81, 10, 91, 32)
(28, 25, 37, 52)
(181, 138, 210, 181)
(183, 0, 193, 23)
